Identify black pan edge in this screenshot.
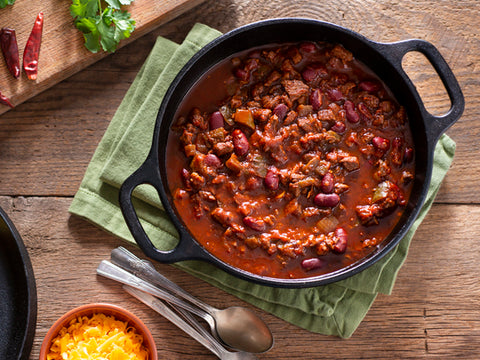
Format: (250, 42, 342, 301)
(0, 206, 37, 360)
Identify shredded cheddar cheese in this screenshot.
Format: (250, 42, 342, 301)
(46, 312, 150, 360)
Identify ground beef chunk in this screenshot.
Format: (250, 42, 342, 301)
(282, 79, 309, 101)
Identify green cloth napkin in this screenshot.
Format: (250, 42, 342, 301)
(69, 23, 456, 338)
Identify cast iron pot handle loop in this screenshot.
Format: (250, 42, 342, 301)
(119, 158, 208, 263)
(377, 39, 464, 141)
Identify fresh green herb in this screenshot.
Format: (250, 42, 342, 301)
(70, 0, 136, 53)
(0, 0, 16, 9)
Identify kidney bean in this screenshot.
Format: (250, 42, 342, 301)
(372, 136, 390, 151)
(232, 129, 249, 156)
(344, 100, 360, 123)
(181, 168, 191, 187)
(209, 111, 225, 129)
(243, 216, 266, 232)
(314, 193, 340, 207)
(302, 63, 327, 82)
(264, 168, 279, 190)
(321, 172, 335, 193)
(234, 68, 249, 81)
(392, 137, 403, 150)
(273, 103, 288, 121)
(333, 227, 348, 253)
(301, 257, 324, 271)
(299, 42, 316, 53)
(359, 80, 380, 93)
(404, 147, 414, 163)
(204, 153, 222, 168)
(302, 67, 317, 82)
(327, 89, 344, 101)
(310, 89, 322, 110)
(331, 121, 346, 133)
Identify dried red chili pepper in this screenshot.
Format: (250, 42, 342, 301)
(23, 11, 44, 80)
(0, 28, 20, 78)
(0, 92, 13, 108)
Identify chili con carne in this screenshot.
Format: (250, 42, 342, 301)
(167, 42, 415, 279)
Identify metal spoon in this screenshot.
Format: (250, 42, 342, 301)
(109, 247, 274, 353)
(97, 260, 215, 319)
(123, 285, 258, 360)
(97, 260, 272, 355)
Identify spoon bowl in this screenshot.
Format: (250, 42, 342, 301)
(213, 306, 273, 354)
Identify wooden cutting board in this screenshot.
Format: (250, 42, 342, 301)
(0, 0, 205, 115)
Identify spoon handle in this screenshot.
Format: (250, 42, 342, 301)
(97, 260, 209, 320)
(123, 285, 226, 359)
(111, 247, 216, 313)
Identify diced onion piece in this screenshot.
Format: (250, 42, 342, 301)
(316, 216, 339, 233)
(251, 152, 268, 177)
(233, 109, 255, 129)
(219, 105, 235, 125)
(184, 144, 196, 157)
(372, 181, 391, 203)
(225, 153, 243, 173)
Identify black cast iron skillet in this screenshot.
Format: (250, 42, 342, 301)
(119, 18, 464, 288)
(0, 206, 37, 359)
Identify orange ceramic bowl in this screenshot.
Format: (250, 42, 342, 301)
(39, 303, 157, 360)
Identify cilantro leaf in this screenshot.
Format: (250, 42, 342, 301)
(84, 32, 101, 53)
(70, 0, 136, 53)
(74, 16, 98, 34)
(70, 0, 99, 18)
(0, 0, 16, 9)
(97, 11, 117, 52)
(75, 16, 101, 52)
(105, 0, 134, 10)
(105, 8, 135, 42)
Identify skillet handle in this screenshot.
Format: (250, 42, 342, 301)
(375, 39, 464, 142)
(119, 158, 208, 264)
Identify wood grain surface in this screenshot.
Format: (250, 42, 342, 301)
(0, 0, 205, 115)
(0, 0, 478, 359)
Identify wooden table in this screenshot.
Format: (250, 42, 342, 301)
(1, 1, 478, 358)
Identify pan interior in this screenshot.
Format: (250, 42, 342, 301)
(156, 19, 430, 286)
